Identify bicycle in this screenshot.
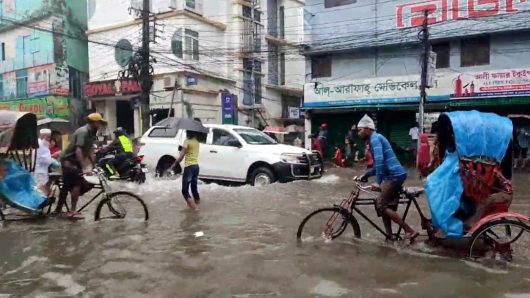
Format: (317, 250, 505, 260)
(45, 167, 149, 221)
(296, 176, 427, 242)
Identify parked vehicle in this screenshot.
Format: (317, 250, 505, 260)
(139, 124, 323, 186)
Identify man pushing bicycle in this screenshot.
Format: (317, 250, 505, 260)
(357, 115, 419, 242)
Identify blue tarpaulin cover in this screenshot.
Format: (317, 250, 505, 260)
(0, 160, 46, 213)
(425, 111, 513, 238)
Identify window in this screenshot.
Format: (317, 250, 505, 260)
(171, 29, 199, 60)
(268, 45, 279, 85)
(0, 75, 3, 99)
(254, 75, 262, 104)
(1, 42, 5, 61)
(186, 0, 196, 9)
(325, 0, 356, 8)
(279, 6, 285, 39)
(185, 29, 199, 61)
(432, 42, 450, 69)
(233, 129, 276, 145)
(115, 39, 133, 67)
(69, 67, 87, 99)
(280, 52, 285, 85)
(212, 129, 239, 146)
(254, 9, 261, 22)
(461, 36, 490, 67)
(171, 30, 183, 58)
(311, 55, 332, 78)
(16, 69, 28, 98)
(148, 127, 178, 138)
(242, 6, 252, 18)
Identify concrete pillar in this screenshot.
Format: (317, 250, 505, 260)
(134, 108, 141, 138)
(304, 116, 311, 151)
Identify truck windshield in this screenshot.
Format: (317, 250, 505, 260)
(233, 129, 277, 145)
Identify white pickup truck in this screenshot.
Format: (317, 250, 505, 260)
(139, 124, 322, 185)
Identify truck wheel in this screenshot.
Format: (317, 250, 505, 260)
(250, 167, 276, 186)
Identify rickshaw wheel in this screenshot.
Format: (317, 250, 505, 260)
(297, 207, 361, 243)
(469, 219, 530, 263)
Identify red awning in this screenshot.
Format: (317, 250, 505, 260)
(263, 126, 288, 134)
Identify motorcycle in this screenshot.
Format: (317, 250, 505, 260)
(96, 150, 148, 184)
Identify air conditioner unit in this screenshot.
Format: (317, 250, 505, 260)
(163, 76, 175, 89)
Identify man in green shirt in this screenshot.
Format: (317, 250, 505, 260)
(58, 113, 105, 218)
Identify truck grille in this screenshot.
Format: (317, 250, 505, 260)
(297, 153, 321, 165)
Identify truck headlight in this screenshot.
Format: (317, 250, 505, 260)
(280, 153, 302, 164)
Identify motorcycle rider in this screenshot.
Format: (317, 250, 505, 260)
(98, 127, 134, 178)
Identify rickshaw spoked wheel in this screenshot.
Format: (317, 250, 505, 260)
(469, 219, 530, 263)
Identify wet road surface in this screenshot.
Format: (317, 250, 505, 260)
(1, 167, 530, 297)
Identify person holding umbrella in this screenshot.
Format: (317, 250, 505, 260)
(169, 118, 208, 211)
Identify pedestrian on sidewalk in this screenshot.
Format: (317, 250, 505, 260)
(409, 122, 419, 152)
(172, 130, 201, 211)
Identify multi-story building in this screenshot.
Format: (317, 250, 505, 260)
(303, 0, 530, 156)
(86, 0, 305, 139)
(0, 0, 89, 126)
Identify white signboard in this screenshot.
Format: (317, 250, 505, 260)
(288, 107, 300, 119)
(304, 74, 451, 108)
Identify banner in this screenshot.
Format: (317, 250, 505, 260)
(221, 93, 234, 124)
(0, 96, 69, 119)
(28, 64, 52, 96)
(304, 74, 451, 108)
(451, 68, 530, 99)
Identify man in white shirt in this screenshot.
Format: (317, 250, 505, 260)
(35, 128, 53, 196)
(409, 122, 419, 151)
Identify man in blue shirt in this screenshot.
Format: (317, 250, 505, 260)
(358, 115, 418, 242)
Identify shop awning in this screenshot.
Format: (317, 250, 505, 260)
(263, 126, 288, 134)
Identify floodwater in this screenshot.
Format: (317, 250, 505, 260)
(1, 167, 530, 297)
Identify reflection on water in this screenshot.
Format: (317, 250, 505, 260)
(0, 167, 530, 297)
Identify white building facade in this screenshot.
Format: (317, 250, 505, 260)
(86, 0, 306, 138)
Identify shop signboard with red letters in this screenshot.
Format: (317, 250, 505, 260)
(396, 0, 530, 29)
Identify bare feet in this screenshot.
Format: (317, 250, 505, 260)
(65, 211, 84, 219)
(186, 199, 200, 211)
(405, 231, 420, 243)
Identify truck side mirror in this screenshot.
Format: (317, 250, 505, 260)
(227, 139, 242, 148)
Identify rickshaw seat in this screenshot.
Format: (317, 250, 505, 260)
(458, 157, 512, 226)
(403, 187, 424, 197)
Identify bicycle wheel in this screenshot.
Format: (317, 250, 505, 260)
(297, 207, 361, 243)
(94, 191, 149, 221)
(469, 219, 530, 264)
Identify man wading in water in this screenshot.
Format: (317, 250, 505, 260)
(357, 114, 419, 242)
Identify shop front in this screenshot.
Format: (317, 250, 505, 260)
(85, 79, 142, 137)
(303, 74, 451, 160)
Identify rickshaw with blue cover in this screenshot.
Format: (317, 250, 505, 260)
(297, 111, 530, 263)
(0, 111, 149, 222)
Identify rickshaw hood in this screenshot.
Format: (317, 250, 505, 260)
(447, 111, 512, 162)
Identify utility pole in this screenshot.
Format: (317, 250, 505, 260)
(250, 0, 259, 128)
(140, 0, 153, 133)
(419, 10, 430, 138)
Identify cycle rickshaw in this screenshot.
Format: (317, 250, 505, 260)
(297, 111, 530, 263)
(0, 111, 149, 222)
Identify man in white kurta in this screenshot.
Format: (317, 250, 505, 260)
(35, 128, 53, 196)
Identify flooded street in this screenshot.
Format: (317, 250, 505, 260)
(1, 167, 530, 297)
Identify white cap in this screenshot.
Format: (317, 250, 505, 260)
(357, 114, 375, 130)
(40, 128, 52, 135)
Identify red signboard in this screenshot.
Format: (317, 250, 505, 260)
(85, 81, 116, 97)
(396, 0, 529, 29)
(120, 80, 141, 94)
(85, 80, 141, 98)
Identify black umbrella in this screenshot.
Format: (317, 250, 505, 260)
(155, 117, 208, 134)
